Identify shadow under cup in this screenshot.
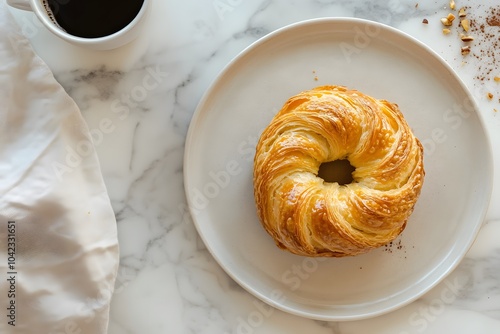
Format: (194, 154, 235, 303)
(36, 0, 150, 50)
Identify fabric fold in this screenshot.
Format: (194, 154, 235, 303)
(0, 2, 119, 333)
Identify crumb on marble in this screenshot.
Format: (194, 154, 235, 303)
(458, 7, 466, 18)
(441, 17, 453, 26)
(461, 35, 474, 42)
(461, 18, 470, 31)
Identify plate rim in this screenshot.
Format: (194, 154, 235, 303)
(183, 17, 494, 321)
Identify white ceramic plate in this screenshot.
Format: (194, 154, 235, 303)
(184, 18, 493, 321)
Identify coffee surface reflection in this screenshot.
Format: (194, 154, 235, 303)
(46, 0, 144, 38)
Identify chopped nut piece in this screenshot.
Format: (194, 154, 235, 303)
(422, 18, 429, 24)
(441, 18, 452, 26)
(447, 13, 456, 22)
(450, 0, 455, 10)
(461, 46, 471, 55)
(443, 28, 451, 35)
(458, 7, 467, 17)
(487, 92, 494, 100)
(494, 76, 500, 82)
(461, 35, 474, 42)
(461, 19, 470, 31)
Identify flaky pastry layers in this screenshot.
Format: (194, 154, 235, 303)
(253, 86, 425, 257)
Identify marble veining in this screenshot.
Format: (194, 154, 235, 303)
(7, 0, 500, 333)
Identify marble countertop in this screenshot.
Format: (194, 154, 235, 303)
(9, 0, 500, 333)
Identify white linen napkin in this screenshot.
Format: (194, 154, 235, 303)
(0, 2, 119, 333)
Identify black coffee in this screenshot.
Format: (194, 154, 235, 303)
(46, 0, 144, 38)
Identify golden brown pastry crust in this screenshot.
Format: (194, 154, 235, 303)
(253, 86, 425, 257)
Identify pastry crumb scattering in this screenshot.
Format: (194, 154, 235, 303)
(469, 6, 500, 82)
(487, 92, 494, 100)
(443, 28, 451, 35)
(461, 45, 471, 55)
(384, 239, 406, 254)
(422, 18, 428, 24)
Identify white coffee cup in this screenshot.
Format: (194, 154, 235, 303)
(7, 0, 151, 50)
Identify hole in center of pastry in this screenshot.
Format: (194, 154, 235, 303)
(317, 159, 355, 185)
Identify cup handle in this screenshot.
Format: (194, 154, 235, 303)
(6, 0, 33, 11)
